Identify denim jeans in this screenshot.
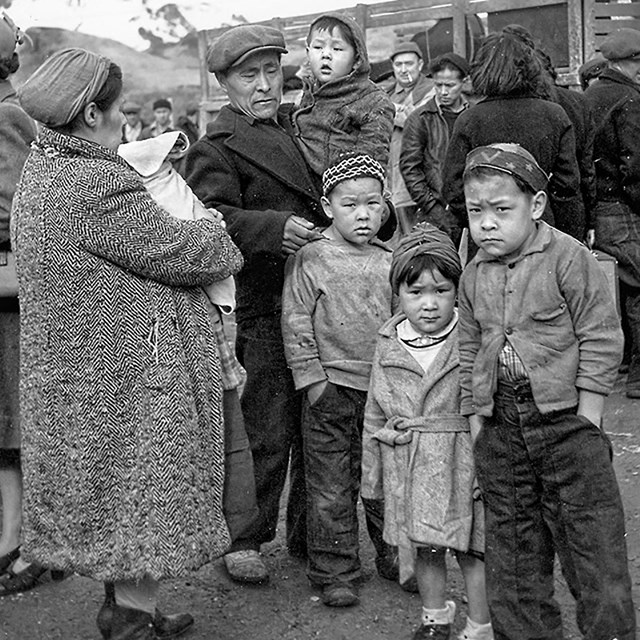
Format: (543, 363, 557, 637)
(474, 381, 636, 640)
(302, 383, 390, 585)
(595, 201, 640, 392)
(234, 314, 306, 553)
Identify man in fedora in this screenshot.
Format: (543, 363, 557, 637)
(185, 24, 325, 585)
(585, 27, 640, 402)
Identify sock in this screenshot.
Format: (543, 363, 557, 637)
(421, 600, 456, 625)
(461, 617, 494, 639)
(114, 575, 159, 614)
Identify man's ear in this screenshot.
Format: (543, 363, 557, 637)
(321, 195, 334, 220)
(531, 190, 548, 220)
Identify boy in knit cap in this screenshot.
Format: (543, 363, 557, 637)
(293, 13, 394, 181)
(458, 142, 636, 639)
(282, 153, 395, 607)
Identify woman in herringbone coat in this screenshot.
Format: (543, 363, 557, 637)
(8, 48, 243, 639)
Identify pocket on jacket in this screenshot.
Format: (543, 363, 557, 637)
(530, 301, 574, 350)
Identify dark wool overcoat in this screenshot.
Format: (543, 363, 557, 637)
(11, 128, 243, 581)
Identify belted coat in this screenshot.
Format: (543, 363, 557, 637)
(362, 314, 482, 582)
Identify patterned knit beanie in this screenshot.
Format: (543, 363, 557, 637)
(322, 153, 386, 197)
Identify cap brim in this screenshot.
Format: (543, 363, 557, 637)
(230, 45, 288, 70)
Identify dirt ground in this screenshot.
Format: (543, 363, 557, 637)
(1, 374, 639, 640)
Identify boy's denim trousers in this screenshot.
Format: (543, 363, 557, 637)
(474, 380, 636, 640)
(302, 383, 391, 586)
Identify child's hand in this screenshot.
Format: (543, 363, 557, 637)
(469, 414, 484, 442)
(306, 380, 328, 405)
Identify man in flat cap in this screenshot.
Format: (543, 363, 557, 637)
(584, 27, 640, 400)
(385, 42, 433, 229)
(399, 52, 470, 234)
(120, 101, 146, 143)
(141, 97, 174, 139)
(185, 24, 325, 585)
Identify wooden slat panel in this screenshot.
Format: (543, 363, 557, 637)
(593, 5, 640, 18)
(593, 18, 640, 31)
(469, 0, 565, 11)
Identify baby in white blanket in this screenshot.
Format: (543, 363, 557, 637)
(118, 131, 236, 314)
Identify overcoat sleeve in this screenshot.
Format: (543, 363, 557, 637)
(75, 162, 243, 287)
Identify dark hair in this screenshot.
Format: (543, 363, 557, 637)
(307, 16, 355, 50)
(54, 62, 123, 134)
(0, 52, 19, 80)
(463, 165, 538, 197)
(395, 252, 461, 292)
(429, 59, 464, 80)
(471, 32, 548, 98)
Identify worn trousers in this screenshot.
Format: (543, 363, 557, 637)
(474, 381, 636, 640)
(234, 314, 306, 554)
(302, 383, 391, 586)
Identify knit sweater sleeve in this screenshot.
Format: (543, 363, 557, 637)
(75, 162, 244, 287)
(281, 248, 327, 391)
(361, 346, 387, 500)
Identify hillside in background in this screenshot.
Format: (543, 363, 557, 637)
(13, 26, 203, 120)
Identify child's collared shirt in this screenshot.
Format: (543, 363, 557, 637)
(458, 222, 623, 417)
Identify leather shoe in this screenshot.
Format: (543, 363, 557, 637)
(0, 547, 20, 576)
(0, 562, 63, 596)
(223, 550, 269, 584)
(97, 597, 154, 640)
(154, 609, 194, 639)
(320, 582, 359, 607)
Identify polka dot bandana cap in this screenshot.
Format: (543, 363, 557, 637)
(464, 143, 550, 192)
(322, 153, 386, 197)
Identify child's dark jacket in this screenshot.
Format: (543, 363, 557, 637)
(362, 314, 481, 582)
(293, 12, 394, 176)
(458, 222, 623, 417)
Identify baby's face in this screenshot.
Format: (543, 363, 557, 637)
(307, 27, 355, 85)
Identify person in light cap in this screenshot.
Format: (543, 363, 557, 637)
(584, 27, 640, 400)
(11, 47, 243, 638)
(185, 23, 327, 586)
(384, 40, 433, 231)
(0, 10, 39, 597)
(459, 142, 635, 638)
(120, 100, 146, 143)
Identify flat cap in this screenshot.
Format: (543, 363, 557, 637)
(601, 28, 640, 60)
(430, 52, 470, 78)
(152, 98, 172, 111)
(207, 24, 287, 74)
(390, 41, 423, 61)
(120, 101, 141, 113)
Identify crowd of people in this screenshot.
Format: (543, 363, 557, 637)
(0, 6, 638, 640)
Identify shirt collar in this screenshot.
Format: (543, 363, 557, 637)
(475, 221, 553, 265)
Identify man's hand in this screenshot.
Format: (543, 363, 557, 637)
(306, 380, 328, 405)
(282, 215, 324, 255)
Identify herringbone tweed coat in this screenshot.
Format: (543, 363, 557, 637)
(11, 128, 243, 581)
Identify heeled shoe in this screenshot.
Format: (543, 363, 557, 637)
(0, 562, 64, 596)
(0, 547, 20, 576)
(96, 597, 154, 640)
(98, 584, 193, 640)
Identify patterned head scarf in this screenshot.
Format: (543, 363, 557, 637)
(464, 143, 549, 193)
(322, 153, 386, 197)
(18, 48, 111, 127)
(390, 223, 461, 293)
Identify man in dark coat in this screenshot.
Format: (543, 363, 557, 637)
(584, 27, 640, 399)
(184, 24, 326, 584)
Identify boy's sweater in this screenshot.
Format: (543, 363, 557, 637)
(293, 12, 394, 177)
(458, 222, 623, 417)
(282, 236, 392, 391)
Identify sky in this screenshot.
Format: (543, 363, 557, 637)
(1, 0, 390, 49)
